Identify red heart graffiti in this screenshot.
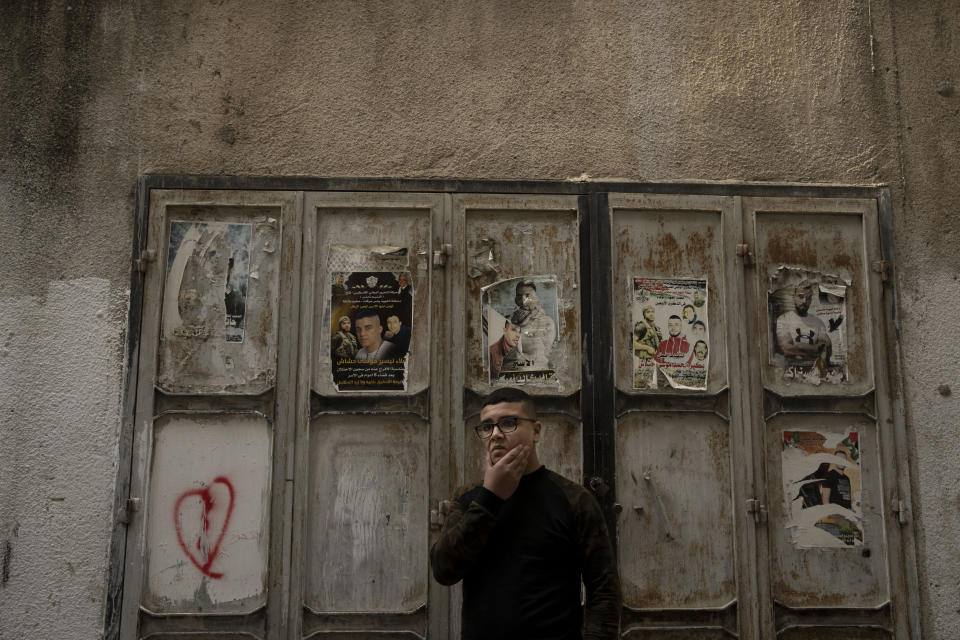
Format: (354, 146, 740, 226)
(174, 476, 235, 579)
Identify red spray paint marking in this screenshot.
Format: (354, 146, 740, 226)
(174, 476, 235, 579)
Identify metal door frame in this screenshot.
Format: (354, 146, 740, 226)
(108, 176, 918, 640)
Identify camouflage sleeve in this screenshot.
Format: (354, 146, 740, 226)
(574, 488, 622, 640)
(429, 485, 503, 586)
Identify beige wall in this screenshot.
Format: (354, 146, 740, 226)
(0, 1, 957, 638)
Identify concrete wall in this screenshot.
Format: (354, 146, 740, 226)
(0, 1, 956, 638)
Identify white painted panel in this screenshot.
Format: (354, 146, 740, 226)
(306, 415, 428, 612)
(143, 414, 272, 613)
(616, 412, 737, 608)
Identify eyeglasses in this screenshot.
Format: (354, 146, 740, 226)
(473, 416, 536, 440)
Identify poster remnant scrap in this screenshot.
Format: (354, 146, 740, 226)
(782, 430, 863, 548)
(768, 267, 849, 385)
(165, 220, 252, 343)
(631, 277, 709, 391)
(327, 245, 411, 392)
(482, 276, 560, 385)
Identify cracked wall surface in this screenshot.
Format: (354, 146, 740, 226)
(0, 1, 957, 638)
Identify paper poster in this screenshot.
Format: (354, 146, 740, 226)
(482, 276, 560, 385)
(327, 246, 411, 392)
(166, 221, 252, 343)
(782, 430, 863, 548)
(768, 267, 849, 385)
(631, 277, 709, 390)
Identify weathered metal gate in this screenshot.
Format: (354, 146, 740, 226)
(116, 181, 917, 640)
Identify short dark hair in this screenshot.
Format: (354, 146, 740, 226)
(355, 308, 381, 323)
(481, 387, 537, 417)
(514, 279, 537, 305)
(668, 314, 681, 321)
(692, 320, 706, 329)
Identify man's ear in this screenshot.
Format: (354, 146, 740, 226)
(532, 420, 541, 443)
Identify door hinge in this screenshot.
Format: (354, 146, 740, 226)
(118, 497, 141, 525)
(433, 244, 452, 267)
(429, 500, 451, 530)
(746, 498, 767, 525)
(872, 259, 889, 283)
(135, 249, 157, 272)
(893, 498, 909, 525)
(736, 243, 755, 267)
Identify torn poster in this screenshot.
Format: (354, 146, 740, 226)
(482, 276, 560, 385)
(768, 267, 849, 385)
(327, 246, 411, 392)
(631, 277, 709, 390)
(782, 430, 863, 548)
(165, 220, 252, 343)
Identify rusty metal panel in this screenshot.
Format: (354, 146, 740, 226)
(765, 414, 889, 608)
(464, 414, 583, 487)
(453, 194, 582, 397)
(156, 205, 283, 395)
(306, 193, 441, 397)
(746, 199, 877, 397)
(609, 195, 734, 396)
(616, 412, 737, 610)
(142, 414, 272, 614)
(304, 415, 428, 614)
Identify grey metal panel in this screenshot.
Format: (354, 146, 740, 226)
(155, 204, 283, 395)
(453, 194, 583, 398)
(746, 198, 877, 397)
(122, 190, 301, 640)
(609, 195, 735, 396)
(305, 192, 442, 397)
(765, 415, 889, 608)
(304, 415, 429, 614)
(616, 412, 738, 610)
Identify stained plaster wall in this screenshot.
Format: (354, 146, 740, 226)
(0, 1, 956, 638)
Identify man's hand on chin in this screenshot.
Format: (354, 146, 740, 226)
(483, 444, 530, 500)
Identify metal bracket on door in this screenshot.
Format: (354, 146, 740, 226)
(433, 244, 452, 267)
(735, 243, 755, 266)
(746, 498, 767, 525)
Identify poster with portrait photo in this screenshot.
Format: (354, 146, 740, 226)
(329, 270, 411, 392)
(768, 266, 849, 385)
(631, 277, 709, 391)
(782, 429, 863, 548)
(481, 276, 560, 386)
(166, 220, 252, 343)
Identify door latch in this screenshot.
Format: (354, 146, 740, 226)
(433, 244, 452, 267)
(735, 243, 755, 266)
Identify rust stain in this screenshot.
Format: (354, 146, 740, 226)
(766, 227, 817, 266)
(644, 232, 684, 274)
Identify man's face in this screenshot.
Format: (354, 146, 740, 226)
(682, 306, 694, 321)
(643, 307, 655, 323)
(387, 316, 401, 334)
(339, 318, 351, 332)
(355, 315, 383, 349)
(695, 342, 708, 360)
(693, 324, 706, 338)
(793, 286, 814, 315)
(480, 401, 540, 466)
(398, 273, 408, 288)
(668, 318, 681, 337)
(518, 286, 539, 310)
(503, 323, 520, 349)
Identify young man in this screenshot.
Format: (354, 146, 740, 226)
(430, 388, 621, 639)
